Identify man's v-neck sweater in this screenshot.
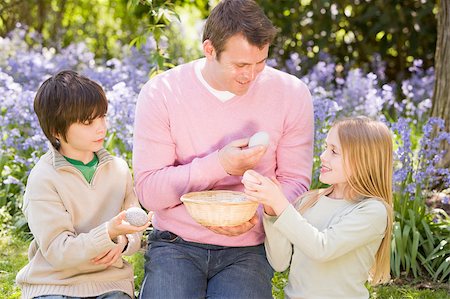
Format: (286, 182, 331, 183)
(133, 59, 314, 246)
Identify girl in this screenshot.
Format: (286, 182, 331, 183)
(242, 116, 393, 299)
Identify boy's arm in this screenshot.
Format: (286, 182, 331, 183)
(121, 233, 141, 256)
(23, 175, 117, 270)
(121, 167, 144, 255)
(91, 234, 128, 265)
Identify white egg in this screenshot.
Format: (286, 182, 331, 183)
(243, 170, 260, 184)
(248, 131, 269, 147)
(125, 207, 149, 226)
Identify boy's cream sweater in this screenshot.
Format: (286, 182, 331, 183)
(16, 147, 142, 299)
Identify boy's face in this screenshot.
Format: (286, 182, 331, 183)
(202, 34, 269, 96)
(56, 116, 107, 163)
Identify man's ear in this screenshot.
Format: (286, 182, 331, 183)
(202, 39, 216, 60)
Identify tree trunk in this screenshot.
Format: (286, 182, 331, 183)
(36, 0, 48, 34)
(431, 0, 450, 170)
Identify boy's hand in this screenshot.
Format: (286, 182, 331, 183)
(91, 235, 127, 266)
(107, 210, 152, 240)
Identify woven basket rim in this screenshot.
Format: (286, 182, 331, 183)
(180, 190, 255, 205)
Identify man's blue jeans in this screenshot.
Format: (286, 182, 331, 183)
(139, 229, 274, 299)
(34, 291, 130, 299)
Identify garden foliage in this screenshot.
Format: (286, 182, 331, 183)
(0, 1, 437, 82)
(0, 28, 449, 283)
(260, 0, 437, 82)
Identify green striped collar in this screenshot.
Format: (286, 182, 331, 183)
(50, 146, 113, 169)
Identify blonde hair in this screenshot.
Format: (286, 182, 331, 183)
(297, 116, 393, 285)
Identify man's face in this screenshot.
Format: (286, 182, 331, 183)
(203, 34, 270, 96)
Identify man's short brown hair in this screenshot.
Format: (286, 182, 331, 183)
(202, 0, 277, 59)
(34, 70, 108, 149)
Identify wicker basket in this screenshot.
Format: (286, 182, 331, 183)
(180, 190, 258, 226)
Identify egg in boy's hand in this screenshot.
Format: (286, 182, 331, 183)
(125, 207, 149, 226)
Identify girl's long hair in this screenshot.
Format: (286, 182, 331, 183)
(297, 116, 393, 285)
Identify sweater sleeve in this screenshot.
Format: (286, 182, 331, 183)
(263, 212, 293, 272)
(276, 81, 314, 202)
(121, 164, 144, 256)
(274, 201, 387, 262)
(23, 173, 116, 270)
(132, 80, 229, 211)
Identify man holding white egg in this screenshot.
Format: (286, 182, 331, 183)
(133, 0, 314, 297)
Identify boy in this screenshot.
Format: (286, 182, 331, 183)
(16, 70, 150, 299)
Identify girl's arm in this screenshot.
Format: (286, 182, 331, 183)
(272, 201, 387, 261)
(243, 170, 387, 261)
(262, 212, 293, 272)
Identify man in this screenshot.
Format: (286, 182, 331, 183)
(133, 0, 314, 297)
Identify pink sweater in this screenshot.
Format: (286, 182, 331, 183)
(133, 59, 314, 246)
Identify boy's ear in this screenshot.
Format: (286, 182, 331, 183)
(52, 130, 61, 140)
(202, 39, 216, 61)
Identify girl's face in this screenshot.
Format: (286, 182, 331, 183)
(319, 127, 350, 198)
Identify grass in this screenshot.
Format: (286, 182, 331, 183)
(368, 282, 450, 299)
(0, 231, 30, 298)
(124, 250, 146, 298)
(271, 270, 450, 299)
(2, 231, 449, 299)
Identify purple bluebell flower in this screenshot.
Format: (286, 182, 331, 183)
(1, 28, 448, 222)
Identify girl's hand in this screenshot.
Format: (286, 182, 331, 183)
(241, 170, 290, 216)
(107, 210, 152, 240)
(91, 235, 127, 266)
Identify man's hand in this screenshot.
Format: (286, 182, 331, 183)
(218, 138, 268, 176)
(206, 213, 258, 236)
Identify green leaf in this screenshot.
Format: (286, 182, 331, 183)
(433, 259, 450, 281)
(410, 229, 420, 277)
(400, 224, 411, 267)
(0, 152, 7, 176)
(130, 35, 148, 49)
(392, 222, 402, 276)
(127, 0, 141, 10)
(439, 258, 450, 282)
(417, 251, 435, 277)
(104, 132, 117, 150)
(423, 240, 450, 262)
(421, 218, 435, 250)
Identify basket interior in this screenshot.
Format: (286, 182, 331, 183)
(180, 190, 251, 205)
